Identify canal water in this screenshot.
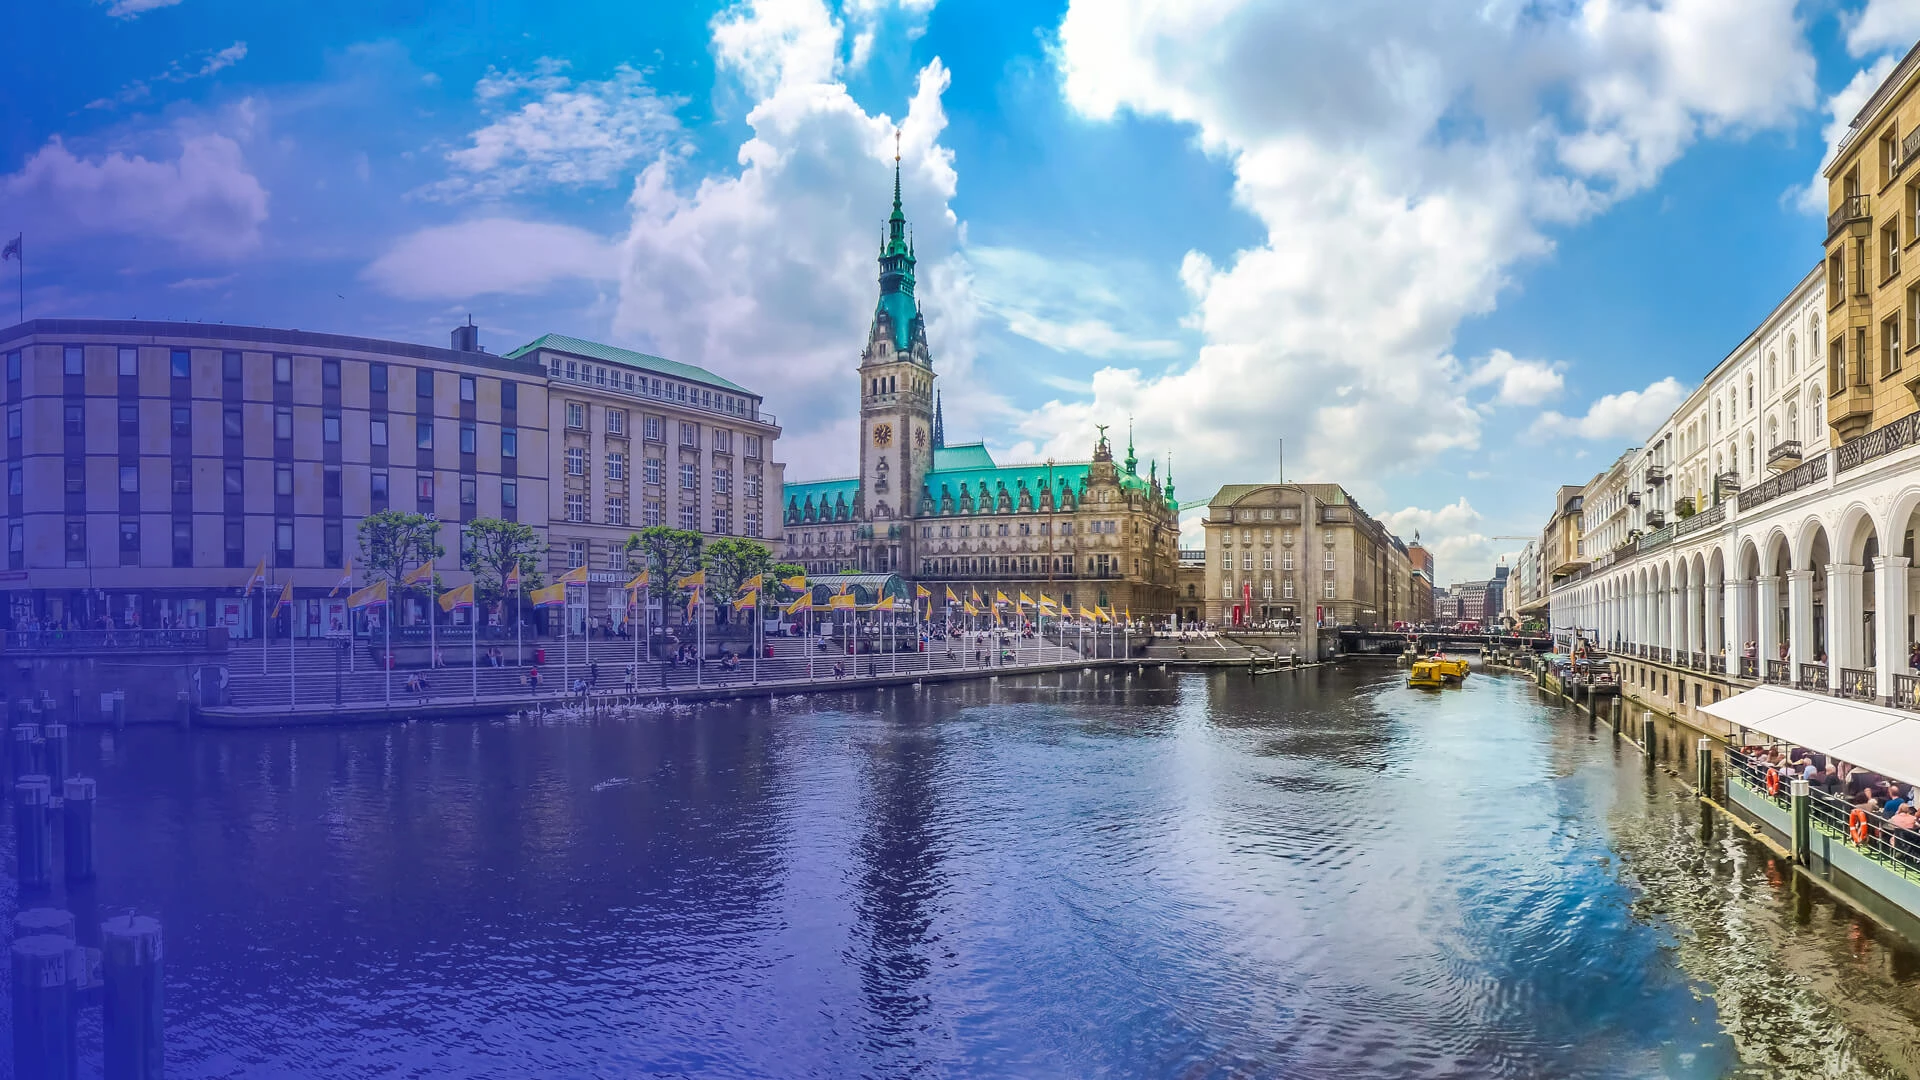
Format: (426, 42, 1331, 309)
(8, 664, 1920, 1077)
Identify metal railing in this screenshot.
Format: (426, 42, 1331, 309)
(1836, 412, 1920, 474)
(1644, 464, 1666, 484)
(1739, 657, 1758, 680)
(1766, 440, 1803, 467)
(1731, 751, 1920, 884)
(1737, 452, 1828, 513)
(1709, 655, 1726, 674)
(1838, 667, 1877, 700)
(1766, 659, 1791, 684)
(3, 627, 229, 652)
(1895, 674, 1920, 711)
(1828, 193, 1871, 237)
(1691, 651, 1707, 671)
(1798, 663, 1829, 692)
(1676, 502, 1726, 537)
(1638, 523, 1676, 553)
(1656, 646, 1672, 663)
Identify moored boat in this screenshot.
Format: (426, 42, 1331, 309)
(1408, 656, 1470, 689)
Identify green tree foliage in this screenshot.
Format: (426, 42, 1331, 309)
(702, 537, 774, 607)
(771, 562, 807, 601)
(461, 517, 543, 611)
(624, 527, 704, 623)
(357, 510, 445, 623)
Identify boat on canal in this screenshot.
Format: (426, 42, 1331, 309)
(1408, 655, 1470, 689)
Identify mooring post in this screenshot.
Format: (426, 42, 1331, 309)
(101, 914, 164, 1080)
(11, 721, 37, 781)
(10, 934, 75, 1080)
(63, 778, 94, 882)
(40, 723, 66, 790)
(1696, 738, 1712, 796)
(1790, 778, 1812, 865)
(1641, 712, 1656, 765)
(13, 776, 51, 889)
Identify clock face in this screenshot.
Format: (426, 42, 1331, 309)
(914, 426, 926, 449)
(872, 423, 894, 448)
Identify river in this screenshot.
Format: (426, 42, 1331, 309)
(8, 663, 1920, 1077)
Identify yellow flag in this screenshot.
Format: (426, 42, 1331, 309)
(1018, 592, 1035, 608)
(1125, 606, 1132, 622)
(782, 575, 807, 590)
(677, 569, 706, 588)
(873, 597, 897, 611)
(733, 589, 758, 611)
(834, 581, 850, 595)
(969, 586, 982, 604)
(530, 583, 566, 608)
(1040, 593, 1057, 609)
(346, 580, 388, 610)
(945, 586, 959, 603)
(995, 590, 1010, 607)
(243, 558, 267, 597)
(403, 562, 434, 586)
(915, 584, 931, 599)
(742, 574, 763, 591)
(686, 585, 702, 618)
(963, 602, 979, 616)
(559, 565, 589, 586)
(829, 593, 856, 610)
(330, 560, 353, 597)
(505, 563, 522, 587)
(437, 582, 474, 612)
(625, 570, 649, 591)
(1080, 607, 1098, 621)
(783, 594, 811, 615)
(274, 580, 293, 613)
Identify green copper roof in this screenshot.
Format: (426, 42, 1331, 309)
(505, 333, 753, 396)
(782, 477, 861, 522)
(924, 460, 1093, 511)
(932, 442, 995, 471)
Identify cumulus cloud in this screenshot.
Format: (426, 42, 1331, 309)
(612, 0, 985, 475)
(434, 60, 685, 199)
(0, 131, 267, 258)
(1030, 0, 1814, 513)
(100, 0, 183, 17)
(1791, 53, 1900, 213)
(1845, 0, 1920, 57)
(968, 244, 1183, 360)
(88, 41, 247, 110)
(1381, 498, 1495, 585)
(1527, 376, 1688, 441)
(362, 218, 619, 300)
(1464, 349, 1564, 407)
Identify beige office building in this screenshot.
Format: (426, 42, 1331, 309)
(1202, 483, 1414, 629)
(504, 334, 784, 632)
(0, 318, 551, 636)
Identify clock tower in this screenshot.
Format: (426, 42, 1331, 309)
(856, 137, 935, 574)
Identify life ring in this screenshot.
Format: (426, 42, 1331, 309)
(1765, 768, 1780, 796)
(1850, 808, 1871, 845)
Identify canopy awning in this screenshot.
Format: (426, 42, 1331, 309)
(1700, 686, 1920, 784)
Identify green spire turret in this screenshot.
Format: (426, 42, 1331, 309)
(870, 129, 922, 353)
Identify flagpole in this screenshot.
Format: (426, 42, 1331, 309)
(470, 593, 477, 702)
(632, 585, 640, 689)
(428, 571, 437, 684)
(695, 591, 704, 690)
(564, 586, 571, 693)
(261, 577, 269, 675)
(288, 589, 296, 711)
(752, 596, 760, 686)
(384, 598, 391, 707)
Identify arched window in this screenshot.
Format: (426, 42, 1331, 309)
(1747, 375, 1755, 410)
(1767, 353, 1777, 393)
(1786, 403, 1798, 443)
(1747, 434, 1756, 475)
(1787, 335, 1797, 375)
(1767, 416, 1778, 448)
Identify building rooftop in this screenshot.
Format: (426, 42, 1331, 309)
(0, 318, 546, 376)
(505, 333, 754, 397)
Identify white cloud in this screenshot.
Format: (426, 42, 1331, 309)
(1845, 0, 1920, 57)
(435, 60, 684, 199)
(612, 0, 984, 475)
(968, 243, 1185, 359)
(362, 218, 618, 300)
(0, 131, 267, 258)
(1527, 376, 1688, 441)
(1030, 0, 1813, 512)
(87, 41, 247, 110)
(100, 0, 182, 17)
(1381, 498, 1495, 585)
(1464, 349, 1564, 407)
(1792, 53, 1900, 213)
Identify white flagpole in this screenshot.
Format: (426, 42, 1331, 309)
(288, 592, 296, 710)
(632, 586, 640, 687)
(261, 581, 269, 674)
(752, 596, 760, 686)
(515, 586, 522, 666)
(470, 597, 477, 702)
(696, 591, 705, 690)
(384, 600, 391, 706)
(564, 587, 571, 692)
(428, 572, 437, 682)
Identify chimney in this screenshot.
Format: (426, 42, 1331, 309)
(451, 316, 480, 353)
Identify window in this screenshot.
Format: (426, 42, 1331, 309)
(168, 406, 189, 438)
(1262, 551, 1273, 570)
(62, 345, 83, 376)
(565, 447, 585, 476)
(679, 463, 698, 490)
(1283, 552, 1294, 570)
(1324, 579, 1336, 599)
(5, 408, 17, 440)
(222, 407, 242, 439)
(606, 452, 625, 481)
(370, 417, 388, 447)
(119, 347, 139, 377)
(643, 499, 662, 526)
(713, 508, 732, 534)
(1884, 314, 1904, 378)
(416, 369, 434, 397)
(607, 409, 625, 436)
(370, 363, 388, 394)
(1886, 221, 1903, 282)
(644, 415, 664, 441)
(173, 461, 192, 494)
(1324, 550, 1336, 571)
(714, 468, 731, 494)
(745, 511, 761, 537)
(119, 519, 139, 562)
(1241, 552, 1252, 571)
(566, 494, 586, 522)
(1831, 338, 1847, 395)
(324, 465, 341, 498)
(567, 402, 585, 429)
(713, 429, 732, 453)
(274, 354, 292, 383)
(324, 522, 343, 567)
(6, 351, 19, 381)
(745, 434, 761, 458)
(459, 423, 475, 455)
(371, 470, 389, 502)
(459, 375, 475, 402)
(460, 477, 477, 505)
(501, 427, 517, 459)
(745, 473, 761, 498)
(1885, 126, 1902, 186)
(567, 542, 586, 567)
(170, 520, 190, 567)
(501, 381, 517, 410)
(274, 407, 293, 441)
(416, 474, 435, 501)
(644, 457, 663, 484)
(322, 358, 340, 388)
(276, 520, 295, 559)
(607, 497, 628, 526)
(64, 520, 85, 564)
(679, 422, 699, 448)
(501, 480, 517, 509)
(7, 464, 19, 496)
(275, 463, 293, 496)
(323, 414, 341, 444)
(416, 421, 433, 449)
(63, 404, 82, 437)
(170, 349, 191, 379)
(119, 465, 138, 493)
(679, 503, 700, 530)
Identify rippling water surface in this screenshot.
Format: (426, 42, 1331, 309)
(8, 664, 1920, 1077)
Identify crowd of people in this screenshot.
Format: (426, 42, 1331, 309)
(1742, 743, 1920, 853)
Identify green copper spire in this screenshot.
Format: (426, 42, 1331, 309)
(871, 130, 922, 353)
(1164, 453, 1177, 510)
(1124, 417, 1138, 475)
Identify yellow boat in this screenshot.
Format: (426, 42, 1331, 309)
(1408, 656, 1470, 689)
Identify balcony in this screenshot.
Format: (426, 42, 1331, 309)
(1714, 471, 1741, 497)
(1832, 383, 1876, 443)
(1626, 491, 1640, 506)
(1674, 496, 1695, 518)
(1835, 411, 1920, 474)
(1828, 193, 1871, 239)
(1736, 452, 1828, 513)
(1766, 440, 1802, 472)
(1643, 464, 1666, 486)
(1645, 509, 1666, 529)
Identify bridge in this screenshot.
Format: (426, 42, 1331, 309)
(1336, 628, 1555, 654)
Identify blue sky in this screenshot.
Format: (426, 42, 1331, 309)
(5, 0, 1918, 583)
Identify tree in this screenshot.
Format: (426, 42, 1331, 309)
(357, 510, 445, 625)
(771, 562, 807, 601)
(461, 517, 543, 613)
(703, 537, 774, 608)
(625, 527, 704, 626)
